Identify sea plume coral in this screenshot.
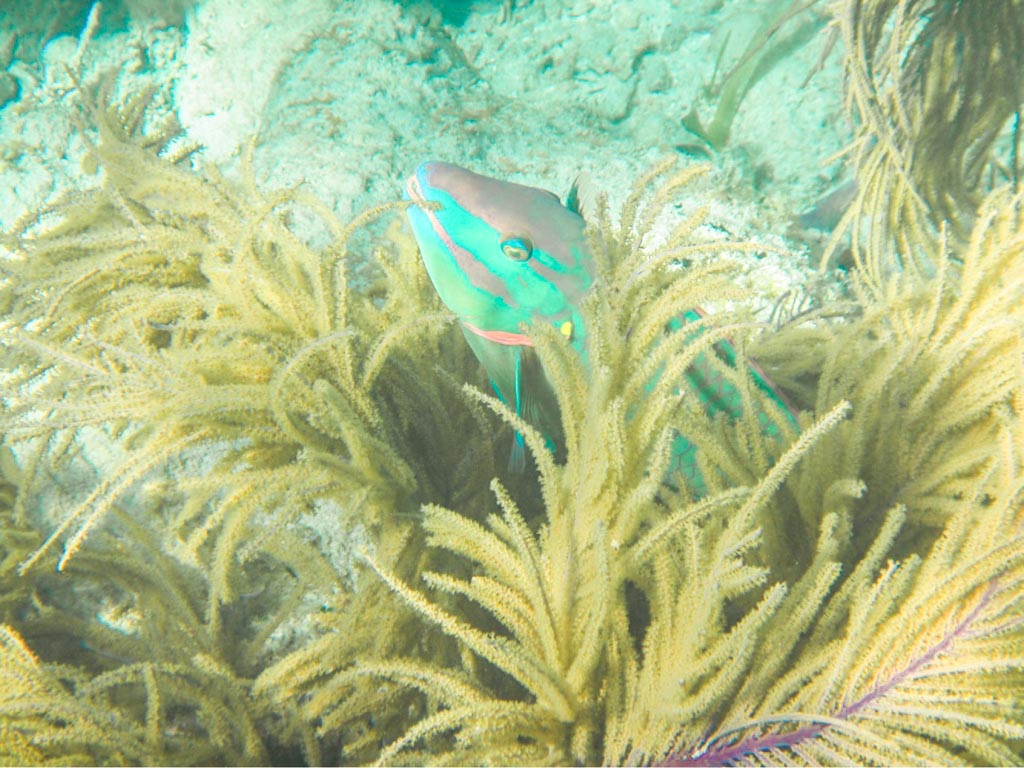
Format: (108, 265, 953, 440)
(1, 76, 1022, 766)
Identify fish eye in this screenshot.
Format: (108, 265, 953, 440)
(500, 234, 533, 261)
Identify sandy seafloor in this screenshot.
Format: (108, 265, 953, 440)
(1, 0, 851, 286)
(0, 0, 851, 579)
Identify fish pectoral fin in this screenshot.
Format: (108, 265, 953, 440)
(460, 327, 565, 467)
(508, 431, 527, 473)
(460, 327, 532, 471)
(519, 349, 564, 455)
(509, 346, 527, 472)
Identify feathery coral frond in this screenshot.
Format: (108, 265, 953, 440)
(2, 66, 1023, 766)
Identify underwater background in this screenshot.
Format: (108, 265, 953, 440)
(1, 0, 1023, 765)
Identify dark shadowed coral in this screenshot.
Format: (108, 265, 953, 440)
(824, 0, 1024, 278)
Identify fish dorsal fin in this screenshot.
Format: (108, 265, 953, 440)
(565, 173, 598, 221)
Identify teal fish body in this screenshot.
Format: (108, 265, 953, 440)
(404, 162, 796, 489)
(405, 162, 593, 469)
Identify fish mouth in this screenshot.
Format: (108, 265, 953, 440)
(405, 167, 445, 217)
(405, 171, 426, 204)
(405, 162, 444, 207)
(404, 168, 457, 259)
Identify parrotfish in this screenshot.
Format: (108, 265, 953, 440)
(404, 161, 796, 494)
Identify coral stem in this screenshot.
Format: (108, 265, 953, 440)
(665, 582, 998, 766)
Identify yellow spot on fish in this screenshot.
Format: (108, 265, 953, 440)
(560, 321, 573, 341)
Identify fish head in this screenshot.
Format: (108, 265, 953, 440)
(404, 161, 593, 351)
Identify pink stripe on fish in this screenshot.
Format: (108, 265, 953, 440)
(462, 321, 533, 347)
